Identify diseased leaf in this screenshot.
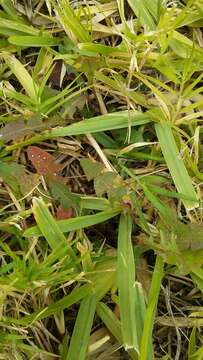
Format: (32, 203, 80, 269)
(27, 146, 66, 183)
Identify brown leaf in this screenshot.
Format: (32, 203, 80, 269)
(56, 205, 74, 220)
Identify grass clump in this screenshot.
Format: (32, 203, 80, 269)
(0, 0, 203, 359)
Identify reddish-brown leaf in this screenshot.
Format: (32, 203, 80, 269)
(56, 205, 74, 220)
(27, 146, 66, 183)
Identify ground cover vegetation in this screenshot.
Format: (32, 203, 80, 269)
(0, 0, 203, 359)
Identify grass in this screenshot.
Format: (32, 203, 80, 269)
(0, 0, 203, 358)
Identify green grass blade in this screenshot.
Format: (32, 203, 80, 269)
(5, 111, 150, 151)
(97, 302, 123, 343)
(32, 197, 77, 263)
(24, 208, 121, 238)
(65, 295, 96, 360)
(117, 212, 138, 351)
(48, 111, 150, 138)
(139, 256, 164, 360)
(155, 123, 198, 210)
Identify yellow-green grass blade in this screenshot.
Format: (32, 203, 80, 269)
(0, 18, 39, 35)
(139, 256, 164, 360)
(1, 54, 39, 101)
(0, 0, 20, 20)
(126, 0, 158, 31)
(97, 302, 138, 360)
(155, 123, 198, 210)
(53, 0, 90, 43)
(24, 208, 121, 238)
(8, 35, 61, 47)
(117, 212, 138, 351)
(65, 295, 96, 360)
(32, 198, 77, 263)
(4, 111, 150, 152)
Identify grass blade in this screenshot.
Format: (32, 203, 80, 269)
(117, 212, 138, 351)
(97, 302, 138, 360)
(24, 208, 121, 238)
(126, 0, 158, 30)
(2, 54, 39, 101)
(65, 295, 96, 360)
(5, 111, 150, 151)
(18, 284, 92, 325)
(32, 197, 77, 263)
(0, 18, 39, 35)
(139, 256, 164, 360)
(155, 122, 198, 210)
(48, 111, 150, 138)
(8, 35, 61, 47)
(53, 0, 90, 43)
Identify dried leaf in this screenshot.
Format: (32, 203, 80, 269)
(18, 173, 40, 198)
(0, 115, 65, 142)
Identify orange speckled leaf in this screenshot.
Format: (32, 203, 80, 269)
(27, 146, 66, 182)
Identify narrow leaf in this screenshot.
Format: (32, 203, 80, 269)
(66, 295, 96, 360)
(24, 208, 121, 238)
(117, 212, 138, 351)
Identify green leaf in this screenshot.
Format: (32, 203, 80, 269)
(49, 181, 81, 210)
(126, 0, 159, 31)
(80, 158, 104, 181)
(94, 172, 118, 197)
(53, 0, 90, 43)
(5, 111, 151, 151)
